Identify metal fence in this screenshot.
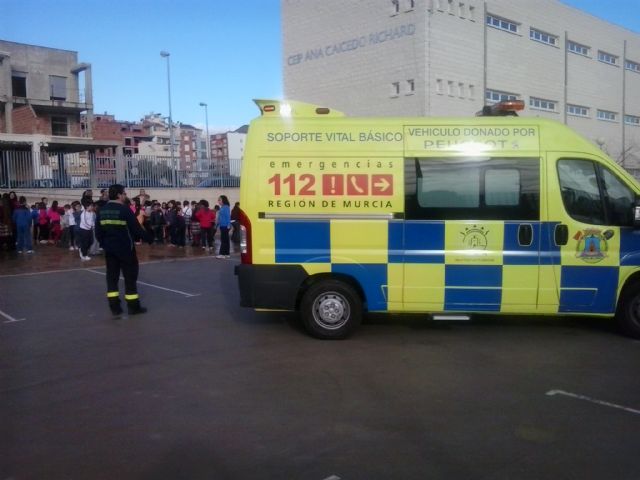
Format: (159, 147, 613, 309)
(0, 151, 241, 189)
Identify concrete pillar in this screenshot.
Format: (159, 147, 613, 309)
(0, 51, 13, 133)
(3, 102, 12, 134)
(115, 146, 126, 184)
(84, 64, 93, 137)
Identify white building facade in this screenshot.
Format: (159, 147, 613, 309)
(282, 0, 640, 169)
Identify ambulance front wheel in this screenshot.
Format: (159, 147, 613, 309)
(616, 282, 640, 339)
(300, 280, 362, 339)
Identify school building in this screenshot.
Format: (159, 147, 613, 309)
(282, 0, 640, 170)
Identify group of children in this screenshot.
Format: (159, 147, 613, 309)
(139, 198, 239, 256)
(0, 190, 240, 260)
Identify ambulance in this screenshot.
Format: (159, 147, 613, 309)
(235, 99, 640, 339)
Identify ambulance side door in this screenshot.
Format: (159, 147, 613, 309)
(547, 154, 636, 314)
(402, 156, 541, 312)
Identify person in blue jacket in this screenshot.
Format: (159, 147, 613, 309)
(216, 195, 231, 259)
(12, 196, 33, 253)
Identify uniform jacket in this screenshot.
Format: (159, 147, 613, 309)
(96, 201, 149, 256)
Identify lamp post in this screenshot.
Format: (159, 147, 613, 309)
(160, 51, 177, 186)
(198, 102, 210, 174)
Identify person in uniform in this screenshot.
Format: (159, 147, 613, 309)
(96, 184, 151, 316)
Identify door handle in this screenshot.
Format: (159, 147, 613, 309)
(555, 224, 568, 246)
(518, 224, 533, 246)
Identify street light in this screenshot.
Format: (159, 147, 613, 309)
(160, 51, 177, 186)
(198, 102, 210, 173)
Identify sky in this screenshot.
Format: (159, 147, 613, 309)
(3, 0, 640, 132)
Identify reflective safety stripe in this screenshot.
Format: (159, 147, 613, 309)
(100, 219, 127, 226)
(107, 291, 119, 298)
(125, 294, 139, 300)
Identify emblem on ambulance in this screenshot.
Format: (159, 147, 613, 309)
(574, 229, 608, 263)
(461, 225, 489, 250)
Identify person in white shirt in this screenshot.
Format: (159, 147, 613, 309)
(78, 203, 96, 260)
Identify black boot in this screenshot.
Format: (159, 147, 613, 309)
(127, 299, 147, 315)
(108, 297, 123, 316)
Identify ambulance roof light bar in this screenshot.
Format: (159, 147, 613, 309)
(477, 100, 525, 117)
(253, 99, 345, 118)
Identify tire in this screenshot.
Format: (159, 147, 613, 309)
(300, 279, 362, 339)
(616, 282, 640, 339)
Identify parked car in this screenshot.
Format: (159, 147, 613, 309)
(197, 177, 240, 188)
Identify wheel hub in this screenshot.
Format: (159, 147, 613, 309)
(313, 293, 350, 328)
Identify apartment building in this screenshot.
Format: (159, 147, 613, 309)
(282, 0, 640, 168)
(210, 125, 247, 178)
(0, 40, 119, 153)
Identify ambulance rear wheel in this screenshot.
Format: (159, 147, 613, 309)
(617, 282, 640, 339)
(300, 280, 362, 339)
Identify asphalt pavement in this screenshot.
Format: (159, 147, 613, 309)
(1, 248, 640, 480)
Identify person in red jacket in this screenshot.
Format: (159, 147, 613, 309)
(195, 199, 216, 253)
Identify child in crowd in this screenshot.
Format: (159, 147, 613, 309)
(72, 201, 82, 249)
(61, 204, 76, 250)
(196, 200, 215, 252)
(150, 203, 166, 244)
(165, 200, 176, 246)
(48, 201, 62, 245)
(190, 202, 201, 247)
(31, 204, 39, 243)
(174, 205, 186, 247)
(37, 202, 49, 244)
(78, 202, 95, 261)
(12, 196, 33, 253)
(183, 200, 192, 243)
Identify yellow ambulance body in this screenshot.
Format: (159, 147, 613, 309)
(235, 99, 640, 339)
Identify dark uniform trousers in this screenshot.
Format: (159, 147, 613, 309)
(106, 252, 140, 305)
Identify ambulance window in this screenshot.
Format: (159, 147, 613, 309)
(600, 167, 635, 226)
(557, 160, 606, 225)
(406, 157, 539, 220)
(419, 165, 480, 208)
(485, 169, 520, 206)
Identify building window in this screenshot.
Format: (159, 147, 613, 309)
(567, 41, 590, 56)
(447, 80, 454, 96)
(468, 5, 475, 21)
(458, 82, 465, 98)
(486, 14, 519, 34)
(468, 84, 475, 99)
(625, 115, 640, 126)
(406, 79, 415, 95)
(485, 89, 518, 103)
(391, 81, 400, 97)
(530, 28, 557, 46)
(51, 116, 68, 136)
(391, 0, 399, 15)
(11, 71, 27, 98)
(530, 97, 557, 112)
(448, 0, 454, 14)
(567, 104, 589, 117)
(49, 75, 67, 101)
(597, 110, 618, 122)
(406, 0, 415, 11)
(436, 79, 444, 94)
(625, 59, 640, 72)
(598, 51, 618, 66)
(458, 2, 465, 17)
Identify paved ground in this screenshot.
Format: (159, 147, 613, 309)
(1, 244, 640, 479)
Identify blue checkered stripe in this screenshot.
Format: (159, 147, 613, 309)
(274, 220, 633, 314)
